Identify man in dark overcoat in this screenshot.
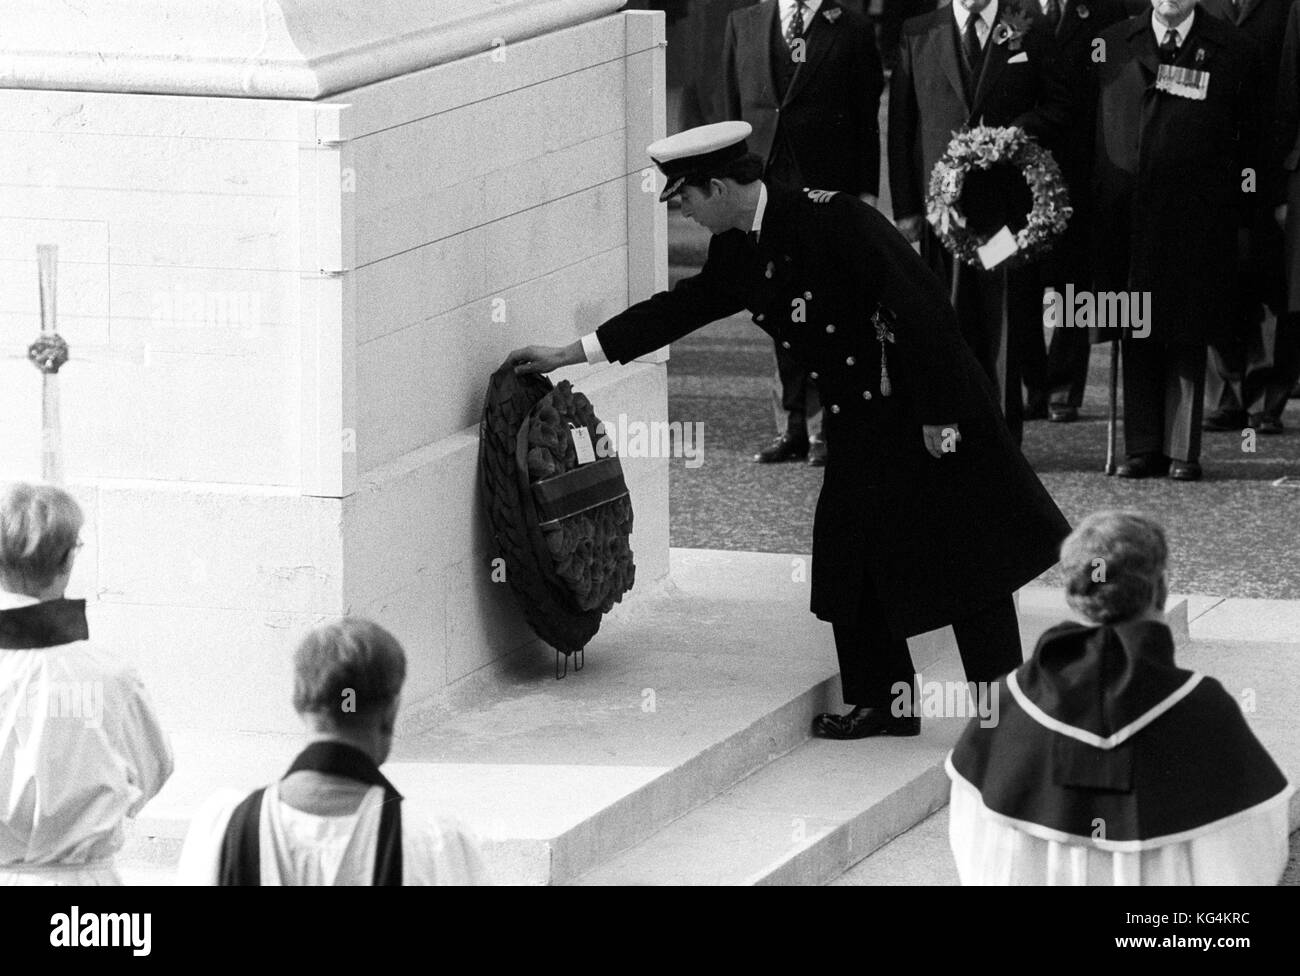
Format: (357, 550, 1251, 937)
(1276, 3, 1300, 407)
(1021, 0, 1133, 424)
(723, 0, 885, 466)
(888, 0, 1073, 444)
(509, 123, 1071, 739)
(1093, 0, 1260, 480)
(1201, 0, 1300, 435)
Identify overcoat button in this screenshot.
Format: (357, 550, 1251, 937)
(804, 291, 812, 300)
(765, 262, 774, 279)
(809, 371, 819, 379)
(862, 390, 872, 400)
(826, 324, 836, 333)
(781, 341, 791, 349)
(830, 404, 841, 414)
(846, 356, 856, 366)
(756, 313, 765, 322)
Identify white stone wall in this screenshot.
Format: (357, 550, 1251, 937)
(0, 11, 669, 733)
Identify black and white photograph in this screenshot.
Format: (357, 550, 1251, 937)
(0, 0, 1297, 953)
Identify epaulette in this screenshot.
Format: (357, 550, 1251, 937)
(804, 188, 838, 204)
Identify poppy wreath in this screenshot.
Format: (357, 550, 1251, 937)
(925, 124, 1071, 271)
(479, 363, 635, 658)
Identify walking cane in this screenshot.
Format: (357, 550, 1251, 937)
(1105, 338, 1120, 476)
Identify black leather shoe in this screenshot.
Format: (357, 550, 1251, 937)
(807, 439, 828, 467)
(1203, 409, 1247, 432)
(753, 432, 809, 463)
(1169, 460, 1203, 481)
(1116, 454, 1170, 479)
(1024, 395, 1049, 421)
(1249, 414, 1284, 435)
(1048, 405, 1078, 423)
(812, 706, 921, 740)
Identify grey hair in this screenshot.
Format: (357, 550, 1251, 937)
(1061, 510, 1168, 624)
(292, 618, 407, 729)
(0, 482, 83, 593)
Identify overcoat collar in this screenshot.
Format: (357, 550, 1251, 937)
(931, 9, 972, 113)
(1233, 0, 1263, 25)
(782, 0, 847, 108)
(0, 597, 90, 650)
(1052, 1, 1091, 43)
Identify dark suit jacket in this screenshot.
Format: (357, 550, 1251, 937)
(1205, 0, 1298, 206)
(1092, 12, 1261, 343)
(887, 0, 1073, 221)
(1204, 0, 1296, 307)
(723, 0, 885, 195)
(594, 186, 1069, 635)
(1274, 3, 1300, 307)
(1025, 0, 1132, 284)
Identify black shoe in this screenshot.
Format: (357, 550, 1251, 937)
(754, 432, 809, 463)
(1169, 460, 1203, 481)
(1024, 395, 1049, 421)
(1203, 409, 1247, 432)
(1116, 454, 1170, 479)
(1048, 405, 1078, 423)
(807, 439, 828, 467)
(1249, 413, 1284, 435)
(812, 705, 921, 740)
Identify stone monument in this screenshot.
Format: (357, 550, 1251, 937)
(0, 0, 670, 734)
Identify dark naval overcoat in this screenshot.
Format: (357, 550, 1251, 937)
(595, 186, 1070, 640)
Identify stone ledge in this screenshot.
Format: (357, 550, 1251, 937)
(0, 0, 625, 99)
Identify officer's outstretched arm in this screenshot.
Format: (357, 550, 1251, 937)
(593, 238, 747, 365)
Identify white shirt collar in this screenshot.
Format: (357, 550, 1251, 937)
(953, 0, 999, 33)
(781, 0, 824, 25)
(751, 182, 769, 240)
(1152, 9, 1195, 47)
(0, 590, 41, 611)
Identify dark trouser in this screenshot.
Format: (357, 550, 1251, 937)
(952, 264, 1038, 444)
(1046, 319, 1092, 407)
(772, 340, 824, 440)
(1207, 310, 1300, 422)
(1122, 336, 1205, 462)
(831, 582, 1023, 707)
(1020, 306, 1048, 409)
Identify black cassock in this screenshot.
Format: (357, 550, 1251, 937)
(595, 186, 1070, 651)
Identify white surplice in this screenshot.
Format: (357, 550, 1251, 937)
(0, 593, 174, 885)
(948, 760, 1293, 886)
(177, 783, 487, 886)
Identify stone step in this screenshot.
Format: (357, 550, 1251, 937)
(114, 550, 1164, 885)
(572, 652, 970, 886)
(828, 805, 958, 886)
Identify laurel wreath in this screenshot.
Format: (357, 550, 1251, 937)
(479, 364, 634, 658)
(925, 125, 1071, 271)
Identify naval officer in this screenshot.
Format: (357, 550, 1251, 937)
(508, 122, 1071, 738)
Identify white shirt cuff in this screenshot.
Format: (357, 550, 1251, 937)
(581, 332, 608, 365)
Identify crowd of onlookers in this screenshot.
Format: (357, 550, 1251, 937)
(0, 480, 1288, 885)
(659, 0, 1300, 480)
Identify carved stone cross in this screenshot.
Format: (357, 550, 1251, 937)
(27, 244, 70, 484)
